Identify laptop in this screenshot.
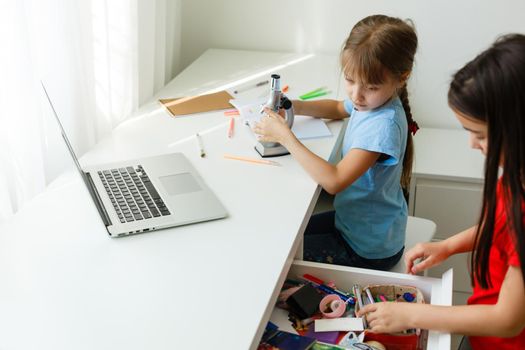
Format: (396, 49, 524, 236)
(41, 82, 228, 237)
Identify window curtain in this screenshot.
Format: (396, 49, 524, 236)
(0, 0, 181, 224)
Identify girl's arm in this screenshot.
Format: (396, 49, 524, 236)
(253, 108, 379, 195)
(293, 100, 349, 120)
(405, 225, 477, 274)
(358, 265, 525, 337)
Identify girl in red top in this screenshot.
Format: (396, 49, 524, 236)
(358, 34, 525, 349)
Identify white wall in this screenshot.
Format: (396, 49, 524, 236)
(180, 0, 525, 129)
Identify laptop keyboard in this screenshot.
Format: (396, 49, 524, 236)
(98, 166, 171, 224)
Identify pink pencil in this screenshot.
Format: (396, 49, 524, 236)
(224, 109, 240, 116)
(228, 117, 235, 138)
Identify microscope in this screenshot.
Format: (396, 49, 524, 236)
(255, 74, 295, 157)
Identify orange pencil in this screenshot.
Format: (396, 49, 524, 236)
(282, 85, 289, 93)
(223, 154, 281, 166)
(228, 117, 235, 138)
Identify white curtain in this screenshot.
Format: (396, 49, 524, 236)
(0, 0, 181, 223)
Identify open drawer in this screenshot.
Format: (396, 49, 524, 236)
(276, 260, 453, 350)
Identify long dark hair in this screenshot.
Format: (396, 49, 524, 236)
(340, 14, 418, 190)
(448, 34, 525, 289)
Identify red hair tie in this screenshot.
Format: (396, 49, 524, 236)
(408, 120, 419, 135)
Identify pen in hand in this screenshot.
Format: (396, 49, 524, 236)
(196, 133, 205, 158)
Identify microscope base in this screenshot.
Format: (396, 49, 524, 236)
(254, 143, 290, 157)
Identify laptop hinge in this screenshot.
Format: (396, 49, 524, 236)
(85, 172, 112, 227)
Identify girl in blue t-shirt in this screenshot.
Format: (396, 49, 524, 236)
(253, 15, 419, 270)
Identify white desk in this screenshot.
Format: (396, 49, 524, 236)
(0, 49, 346, 350)
(1, 50, 453, 350)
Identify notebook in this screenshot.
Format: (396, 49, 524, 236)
(160, 90, 233, 117)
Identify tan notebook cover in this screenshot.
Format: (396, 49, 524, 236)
(159, 90, 234, 117)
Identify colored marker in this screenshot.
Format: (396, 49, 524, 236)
(299, 89, 331, 100)
(299, 87, 327, 99)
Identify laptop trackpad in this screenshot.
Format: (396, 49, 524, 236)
(159, 173, 202, 196)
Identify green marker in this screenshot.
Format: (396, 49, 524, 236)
(299, 86, 327, 100)
(299, 89, 331, 100)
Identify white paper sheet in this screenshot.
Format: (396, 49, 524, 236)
(314, 317, 365, 332)
(269, 308, 299, 334)
(229, 98, 332, 140)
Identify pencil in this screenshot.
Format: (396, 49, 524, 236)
(233, 80, 269, 94)
(196, 133, 205, 158)
(223, 154, 281, 166)
(228, 117, 235, 138)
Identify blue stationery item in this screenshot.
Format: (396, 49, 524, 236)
(260, 321, 280, 343)
(300, 274, 355, 305)
(403, 292, 415, 302)
(266, 330, 316, 350)
(315, 284, 355, 305)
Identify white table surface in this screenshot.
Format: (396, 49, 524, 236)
(413, 127, 485, 182)
(0, 49, 345, 350)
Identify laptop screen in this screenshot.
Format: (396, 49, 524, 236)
(41, 81, 110, 226)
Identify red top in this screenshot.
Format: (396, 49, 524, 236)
(468, 181, 525, 349)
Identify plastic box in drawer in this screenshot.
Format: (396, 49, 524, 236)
(283, 260, 453, 350)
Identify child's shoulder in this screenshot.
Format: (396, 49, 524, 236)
(375, 97, 403, 116)
(368, 98, 406, 126)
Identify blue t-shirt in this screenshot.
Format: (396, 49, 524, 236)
(333, 97, 408, 259)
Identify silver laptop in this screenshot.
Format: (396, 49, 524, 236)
(42, 82, 228, 237)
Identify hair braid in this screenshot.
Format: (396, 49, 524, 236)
(399, 85, 416, 190)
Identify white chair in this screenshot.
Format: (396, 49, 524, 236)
(390, 216, 436, 273)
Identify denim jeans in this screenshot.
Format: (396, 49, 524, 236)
(303, 211, 403, 271)
(458, 336, 472, 350)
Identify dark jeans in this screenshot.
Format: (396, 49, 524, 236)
(303, 211, 403, 271)
(458, 336, 472, 350)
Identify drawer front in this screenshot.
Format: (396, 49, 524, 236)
(282, 260, 452, 350)
(413, 179, 482, 240)
(427, 250, 473, 293)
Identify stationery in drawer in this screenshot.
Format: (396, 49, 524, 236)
(268, 260, 452, 350)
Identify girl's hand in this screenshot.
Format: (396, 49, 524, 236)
(252, 107, 293, 145)
(404, 240, 451, 274)
(357, 302, 414, 334)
